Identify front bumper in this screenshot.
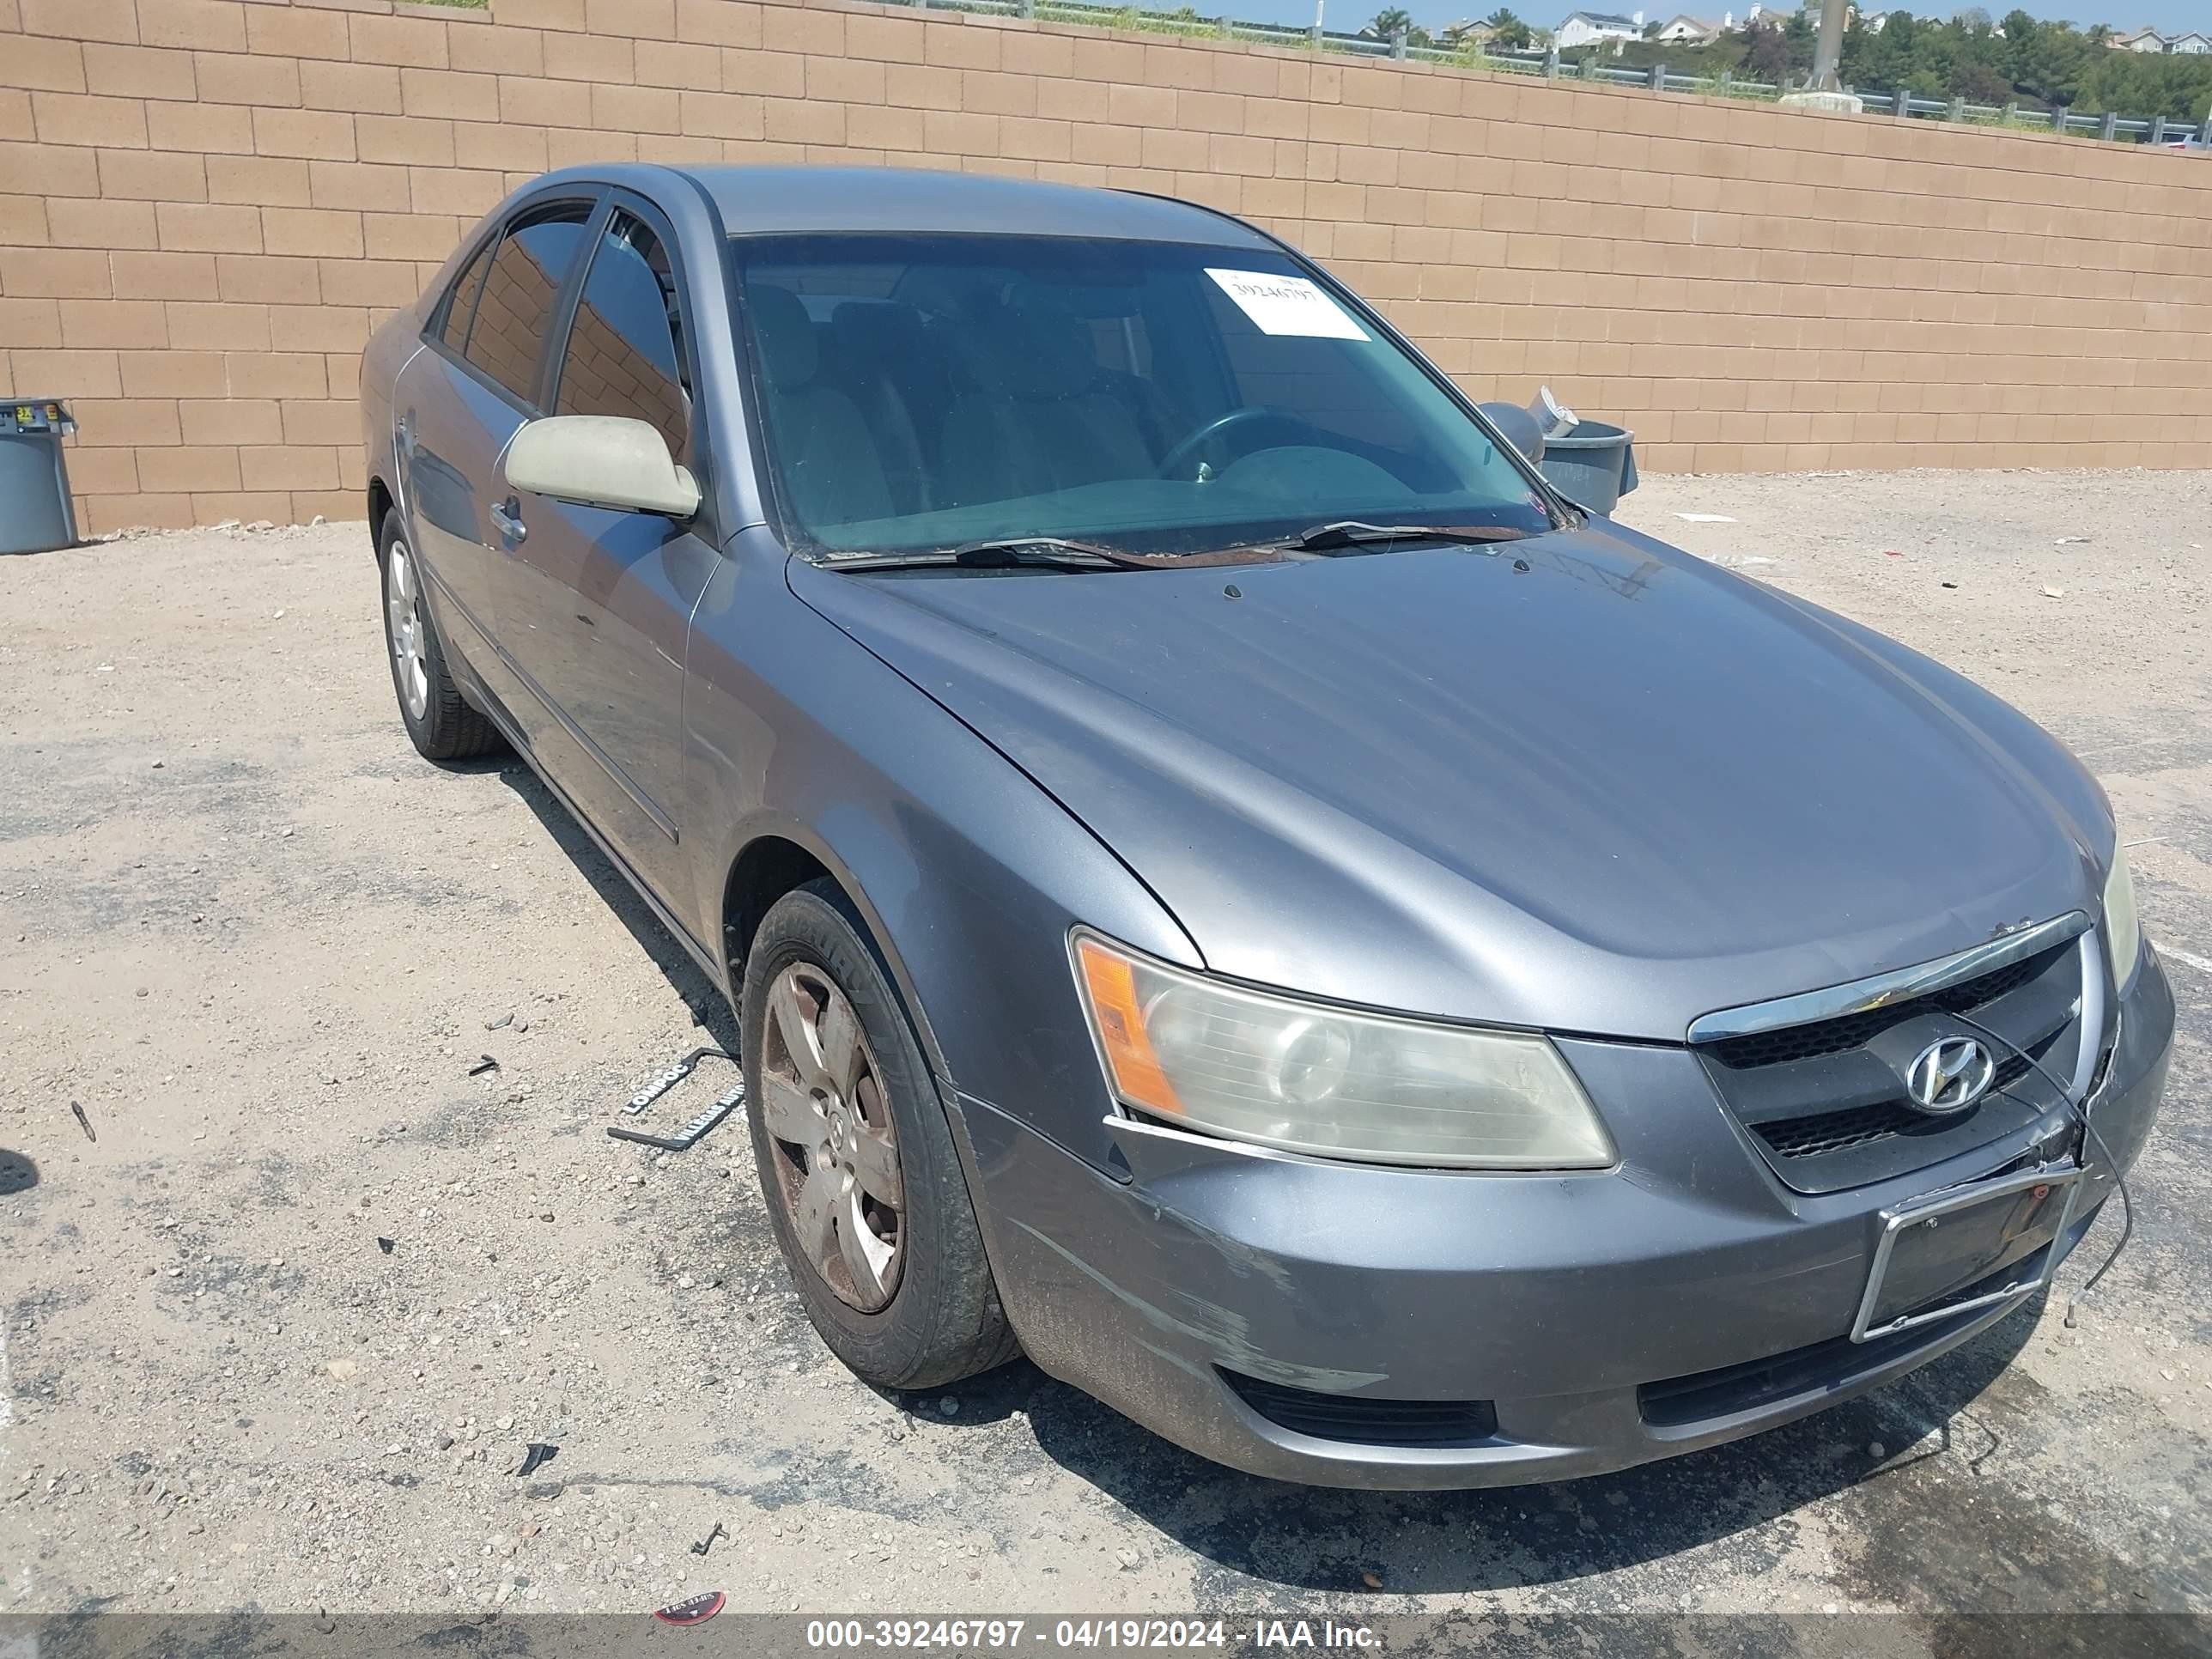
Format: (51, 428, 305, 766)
(950, 949, 2174, 1489)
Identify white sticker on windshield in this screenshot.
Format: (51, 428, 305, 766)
(1205, 269, 1370, 341)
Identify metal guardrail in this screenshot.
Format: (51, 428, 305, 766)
(863, 0, 2211, 149)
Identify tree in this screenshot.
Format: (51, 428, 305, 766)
(1601, 2, 2212, 113)
(1368, 7, 1424, 42)
(2075, 46, 2212, 118)
(1742, 18, 1791, 79)
(1956, 58, 2011, 100)
(1484, 7, 1533, 48)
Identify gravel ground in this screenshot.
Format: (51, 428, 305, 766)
(1, 470, 2208, 1629)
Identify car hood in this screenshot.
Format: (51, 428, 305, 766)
(787, 524, 2109, 1041)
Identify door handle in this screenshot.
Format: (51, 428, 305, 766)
(489, 498, 527, 546)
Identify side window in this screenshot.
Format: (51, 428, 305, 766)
(555, 210, 691, 462)
(462, 204, 593, 404)
(435, 237, 495, 352)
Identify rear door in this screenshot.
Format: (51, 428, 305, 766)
(491, 197, 719, 908)
(394, 196, 595, 698)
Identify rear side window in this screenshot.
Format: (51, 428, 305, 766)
(436, 238, 495, 352)
(461, 204, 593, 404)
(555, 210, 690, 461)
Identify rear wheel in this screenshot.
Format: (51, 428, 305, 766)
(378, 510, 501, 762)
(742, 880, 1019, 1389)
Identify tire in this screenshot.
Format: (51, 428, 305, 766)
(742, 879, 1019, 1389)
(377, 508, 502, 762)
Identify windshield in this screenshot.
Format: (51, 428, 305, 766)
(729, 234, 1556, 558)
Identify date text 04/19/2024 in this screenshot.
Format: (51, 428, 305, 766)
(803, 1620, 1382, 1650)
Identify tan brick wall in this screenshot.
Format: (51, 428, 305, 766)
(462, 220, 565, 398)
(3, 0, 2211, 532)
(556, 292, 689, 458)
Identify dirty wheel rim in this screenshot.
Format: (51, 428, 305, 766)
(386, 541, 430, 722)
(758, 963, 904, 1311)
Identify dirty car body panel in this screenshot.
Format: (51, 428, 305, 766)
(362, 165, 2172, 1489)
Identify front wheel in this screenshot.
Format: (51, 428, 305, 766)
(377, 510, 501, 762)
(742, 880, 1019, 1389)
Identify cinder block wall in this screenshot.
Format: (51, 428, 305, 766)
(3, 0, 2210, 532)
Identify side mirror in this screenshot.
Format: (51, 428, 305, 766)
(1476, 401, 1546, 464)
(506, 415, 701, 520)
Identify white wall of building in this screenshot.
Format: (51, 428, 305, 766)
(1556, 11, 1642, 48)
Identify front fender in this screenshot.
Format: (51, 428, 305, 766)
(681, 532, 1200, 1167)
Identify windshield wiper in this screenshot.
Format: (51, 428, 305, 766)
(950, 537, 1165, 568)
(823, 537, 1154, 573)
(826, 536, 1286, 573)
(1274, 520, 1539, 555)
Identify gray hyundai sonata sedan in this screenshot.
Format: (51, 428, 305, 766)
(361, 164, 2172, 1488)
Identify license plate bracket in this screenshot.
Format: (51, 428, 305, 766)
(1850, 1164, 2081, 1344)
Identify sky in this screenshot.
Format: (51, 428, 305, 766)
(1232, 0, 2209, 39)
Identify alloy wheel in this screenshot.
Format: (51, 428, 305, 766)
(757, 963, 905, 1311)
(386, 541, 430, 721)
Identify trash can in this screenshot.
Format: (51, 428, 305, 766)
(0, 398, 80, 555)
(1536, 418, 1638, 515)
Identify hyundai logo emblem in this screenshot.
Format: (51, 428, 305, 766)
(1905, 1036, 1996, 1114)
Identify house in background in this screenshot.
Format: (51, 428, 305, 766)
(1439, 16, 1502, 47)
(2169, 30, 2212, 52)
(1653, 13, 1722, 41)
(2109, 26, 2168, 51)
(1555, 9, 1644, 48)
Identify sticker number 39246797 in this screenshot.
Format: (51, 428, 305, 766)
(1204, 268, 1370, 341)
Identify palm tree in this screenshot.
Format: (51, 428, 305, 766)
(1485, 7, 1534, 47)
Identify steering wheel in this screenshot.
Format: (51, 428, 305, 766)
(1156, 407, 1311, 481)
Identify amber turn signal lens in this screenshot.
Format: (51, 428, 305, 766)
(1074, 935, 1183, 1117)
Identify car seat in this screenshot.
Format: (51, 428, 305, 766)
(746, 284, 895, 533)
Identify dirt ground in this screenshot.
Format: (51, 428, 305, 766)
(2, 469, 2209, 1630)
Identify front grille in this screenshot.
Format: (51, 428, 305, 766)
(1697, 933, 2083, 1194)
(1755, 1100, 1927, 1159)
(1220, 1370, 1498, 1449)
(1705, 945, 2064, 1071)
(1749, 1054, 2035, 1163)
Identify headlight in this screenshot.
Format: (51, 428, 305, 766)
(2103, 844, 2142, 992)
(1070, 932, 1614, 1170)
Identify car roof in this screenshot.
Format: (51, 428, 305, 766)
(536, 163, 1276, 248)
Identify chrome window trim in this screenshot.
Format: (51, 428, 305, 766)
(1686, 910, 2092, 1044)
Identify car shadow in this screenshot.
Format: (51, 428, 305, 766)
(489, 758, 740, 1054)
(0, 1149, 38, 1195)
(907, 1301, 2039, 1594)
